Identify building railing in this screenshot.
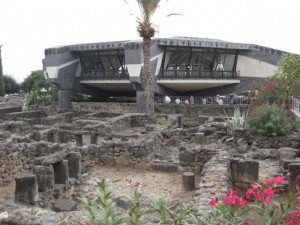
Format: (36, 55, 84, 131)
(155, 95, 250, 105)
(158, 70, 240, 80)
(292, 97, 300, 115)
(81, 71, 130, 80)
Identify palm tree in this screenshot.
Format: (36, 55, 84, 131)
(125, 0, 161, 117)
(0, 45, 4, 97)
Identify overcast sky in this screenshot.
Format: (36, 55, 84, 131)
(1, 0, 299, 82)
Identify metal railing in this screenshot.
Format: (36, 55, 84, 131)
(81, 71, 130, 80)
(155, 95, 251, 105)
(158, 70, 240, 80)
(292, 97, 300, 115)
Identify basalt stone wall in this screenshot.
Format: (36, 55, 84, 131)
(179, 143, 231, 208)
(5, 110, 48, 120)
(0, 135, 158, 187)
(72, 102, 136, 113)
(0, 106, 22, 117)
(245, 133, 300, 149)
(71, 102, 249, 118)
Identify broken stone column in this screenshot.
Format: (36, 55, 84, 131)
(15, 173, 38, 205)
(91, 133, 98, 144)
(76, 134, 83, 146)
(182, 172, 195, 191)
(59, 132, 68, 143)
(34, 165, 54, 192)
(53, 160, 69, 184)
(288, 163, 300, 185)
(67, 152, 81, 178)
(47, 132, 55, 143)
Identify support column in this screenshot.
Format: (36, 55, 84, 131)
(58, 89, 72, 110)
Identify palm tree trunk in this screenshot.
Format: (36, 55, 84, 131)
(0, 46, 4, 97)
(143, 38, 154, 118)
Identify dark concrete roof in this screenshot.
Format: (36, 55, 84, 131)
(44, 37, 286, 56)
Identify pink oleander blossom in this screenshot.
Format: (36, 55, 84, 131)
(272, 176, 284, 185)
(210, 197, 219, 207)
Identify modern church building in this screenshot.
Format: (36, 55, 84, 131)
(43, 37, 286, 111)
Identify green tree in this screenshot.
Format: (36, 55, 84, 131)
(22, 70, 57, 108)
(21, 70, 46, 93)
(272, 53, 300, 103)
(3, 75, 20, 94)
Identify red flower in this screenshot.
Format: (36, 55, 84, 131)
(210, 197, 219, 207)
(272, 176, 284, 185)
(133, 181, 141, 187)
(242, 220, 250, 225)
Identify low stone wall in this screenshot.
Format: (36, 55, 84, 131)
(0, 106, 22, 117)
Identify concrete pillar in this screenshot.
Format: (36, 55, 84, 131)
(67, 152, 81, 178)
(15, 173, 38, 205)
(58, 89, 72, 110)
(91, 133, 98, 145)
(182, 172, 195, 191)
(53, 160, 69, 184)
(34, 165, 54, 192)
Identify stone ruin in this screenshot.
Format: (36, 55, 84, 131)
(0, 101, 300, 224)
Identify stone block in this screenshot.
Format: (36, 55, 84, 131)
(53, 160, 69, 184)
(42, 153, 63, 165)
(47, 132, 55, 142)
(179, 151, 194, 163)
(53, 199, 77, 212)
(192, 132, 206, 145)
(232, 160, 259, 183)
(151, 162, 178, 172)
(15, 173, 38, 204)
(288, 163, 300, 185)
(34, 165, 54, 192)
(67, 152, 81, 178)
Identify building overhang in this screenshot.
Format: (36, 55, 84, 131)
(80, 80, 135, 92)
(157, 79, 240, 92)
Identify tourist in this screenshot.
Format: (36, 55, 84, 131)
(189, 96, 194, 104)
(184, 99, 189, 104)
(175, 98, 181, 104)
(164, 94, 171, 104)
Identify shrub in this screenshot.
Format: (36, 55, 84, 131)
(221, 107, 248, 136)
(247, 105, 293, 136)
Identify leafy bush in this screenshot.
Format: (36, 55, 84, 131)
(247, 105, 293, 136)
(222, 107, 248, 136)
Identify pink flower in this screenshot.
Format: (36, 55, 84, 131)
(210, 197, 218, 207)
(242, 220, 249, 225)
(246, 188, 255, 199)
(238, 197, 248, 206)
(272, 176, 284, 185)
(265, 187, 274, 198)
(264, 178, 270, 186)
(133, 181, 141, 187)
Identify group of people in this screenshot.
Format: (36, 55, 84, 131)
(164, 95, 194, 105)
